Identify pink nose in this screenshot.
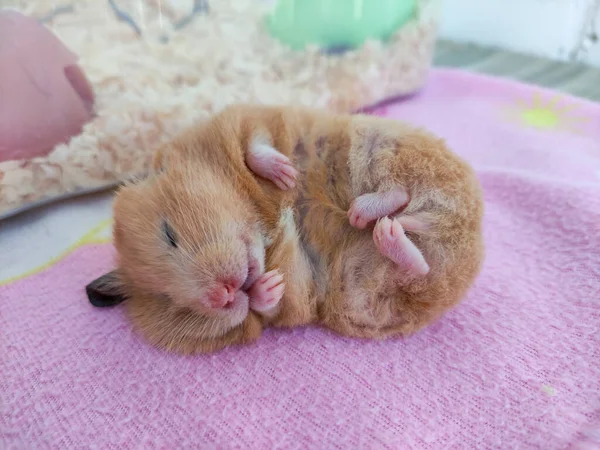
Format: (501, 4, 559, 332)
(207, 284, 236, 309)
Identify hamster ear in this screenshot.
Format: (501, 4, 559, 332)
(86, 270, 128, 307)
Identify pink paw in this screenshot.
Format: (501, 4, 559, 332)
(373, 217, 430, 276)
(247, 270, 285, 312)
(247, 143, 298, 190)
(347, 188, 409, 229)
(348, 193, 382, 229)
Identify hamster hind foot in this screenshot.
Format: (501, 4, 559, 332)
(347, 187, 409, 229)
(373, 217, 430, 276)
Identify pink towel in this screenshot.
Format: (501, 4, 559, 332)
(1, 69, 599, 449)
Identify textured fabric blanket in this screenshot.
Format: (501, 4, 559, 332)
(1, 69, 599, 449)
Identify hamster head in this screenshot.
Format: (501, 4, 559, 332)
(112, 163, 267, 330)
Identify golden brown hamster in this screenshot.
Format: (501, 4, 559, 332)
(86, 109, 316, 353)
(86, 104, 484, 353)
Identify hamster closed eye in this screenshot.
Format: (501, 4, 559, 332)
(162, 221, 178, 248)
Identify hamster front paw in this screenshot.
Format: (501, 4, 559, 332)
(348, 187, 409, 229)
(247, 269, 285, 312)
(247, 142, 298, 190)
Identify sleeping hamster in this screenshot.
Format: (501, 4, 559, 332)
(87, 105, 484, 353)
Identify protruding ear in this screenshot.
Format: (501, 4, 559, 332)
(86, 270, 128, 307)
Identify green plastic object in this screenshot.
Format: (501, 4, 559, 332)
(267, 0, 417, 51)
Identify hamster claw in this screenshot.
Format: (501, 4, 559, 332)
(373, 217, 430, 276)
(247, 269, 285, 313)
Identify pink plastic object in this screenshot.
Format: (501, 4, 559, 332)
(0, 10, 94, 163)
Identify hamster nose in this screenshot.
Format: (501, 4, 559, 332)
(207, 284, 236, 309)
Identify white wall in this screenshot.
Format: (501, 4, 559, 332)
(439, 0, 600, 66)
(581, 4, 600, 65)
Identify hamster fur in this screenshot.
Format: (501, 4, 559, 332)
(87, 105, 484, 353)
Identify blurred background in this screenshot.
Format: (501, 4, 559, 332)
(440, 0, 599, 66)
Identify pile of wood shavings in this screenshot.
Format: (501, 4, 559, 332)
(0, 0, 439, 216)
